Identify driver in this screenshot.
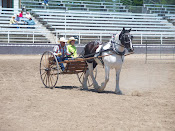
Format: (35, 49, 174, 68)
(53, 37, 71, 71)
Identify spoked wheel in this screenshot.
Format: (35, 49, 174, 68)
(40, 51, 59, 89)
(77, 67, 97, 87)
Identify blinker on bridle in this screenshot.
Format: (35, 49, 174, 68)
(120, 33, 132, 47)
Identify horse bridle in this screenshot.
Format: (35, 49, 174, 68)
(120, 33, 132, 47)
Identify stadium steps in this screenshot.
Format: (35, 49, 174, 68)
(31, 16, 57, 44)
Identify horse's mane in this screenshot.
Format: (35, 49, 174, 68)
(114, 33, 120, 42)
(103, 33, 120, 46)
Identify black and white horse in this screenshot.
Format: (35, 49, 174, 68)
(82, 28, 134, 94)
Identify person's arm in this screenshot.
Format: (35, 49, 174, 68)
(71, 46, 77, 58)
(66, 45, 73, 56)
(73, 48, 77, 58)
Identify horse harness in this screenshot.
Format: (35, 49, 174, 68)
(96, 41, 125, 66)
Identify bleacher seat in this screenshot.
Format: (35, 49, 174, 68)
(21, 0, 128, 12)
(0, 8, 50, 44)
(144, 4, 175, 16)
(29, 8, 175, 44)
(32, 9, 175, 33)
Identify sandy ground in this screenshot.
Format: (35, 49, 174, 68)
(0, 54, 175, 131)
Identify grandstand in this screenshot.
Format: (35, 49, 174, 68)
(0, 0, 175, 48)
(0, 8, 51, 44)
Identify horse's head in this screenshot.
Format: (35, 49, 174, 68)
(118, 27, 134, 53)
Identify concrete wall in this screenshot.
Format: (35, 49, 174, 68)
(0, 44, 146, 54)
(0, 44, 174, 55)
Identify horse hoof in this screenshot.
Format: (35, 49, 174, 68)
(93, 85, 100, 90)
(83, 88, 88, 90)
(115, 90, 123, 95)
(97, 89, 102, 93)
(101, 82, 105, 88)
(97, 87, 104, 93)
(82, 86, 88, 90)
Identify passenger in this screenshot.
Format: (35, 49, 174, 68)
(53, 37, 72, 71)
(10, 16, 18, 25)
(67, 37, 77, 58)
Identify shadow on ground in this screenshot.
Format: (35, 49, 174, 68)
(42, 86, 117, 94)
(55, 86, 79, 90)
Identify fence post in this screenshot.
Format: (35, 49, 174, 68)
(8, 31, 9, 43)
(145, 40, 147, 64)
(161, 34, 162, 45)
(65, 32, 67, 39)
(173, 45, 175, 60)
(100, 34, 102, 42)
(79, 32, 80, 44)
(65, 9, 66, 33)
(56, 31, 58, 44)
(160, 34, 162, 59)
(33, 31, 34, 43)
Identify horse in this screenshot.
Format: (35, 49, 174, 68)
(82, 28, 134, 94)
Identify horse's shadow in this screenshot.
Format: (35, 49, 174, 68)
(87, 89, 116, 94)
(54, 86, 116, 94)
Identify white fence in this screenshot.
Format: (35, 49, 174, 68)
(1, 30, 175, 45)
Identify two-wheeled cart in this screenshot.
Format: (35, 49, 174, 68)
(40, 51, 97, 88)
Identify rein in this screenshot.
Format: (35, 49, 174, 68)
(59, 39, 132, 64)
(58, 52, 133, 64)
(81, 41, 125, 59)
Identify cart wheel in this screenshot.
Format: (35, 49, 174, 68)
(40, 51, 59, 89)
(77, 67, 97, 87)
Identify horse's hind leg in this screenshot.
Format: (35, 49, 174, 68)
(98, 65, 110, 92)
(115, 69, 122, 95)
(87, 62, 99, 90)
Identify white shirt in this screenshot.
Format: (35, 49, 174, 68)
(26, 13, 31, 19)
(53, 45, 70, 57)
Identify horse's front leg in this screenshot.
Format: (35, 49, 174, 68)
(115, 69, 122, 95)
(87, 62, 100, 90)
(82, 70, 89, 90)
(98, 65, 110, 92)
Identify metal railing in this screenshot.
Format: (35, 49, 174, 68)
(0, 30, 50, 44)
(1, 30, 175, 45)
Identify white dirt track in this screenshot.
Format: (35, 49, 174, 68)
(0, 54, 175, 130)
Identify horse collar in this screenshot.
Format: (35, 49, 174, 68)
(111, 41, 125, 56)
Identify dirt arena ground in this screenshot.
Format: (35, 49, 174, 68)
(0, 54, 175, 130)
